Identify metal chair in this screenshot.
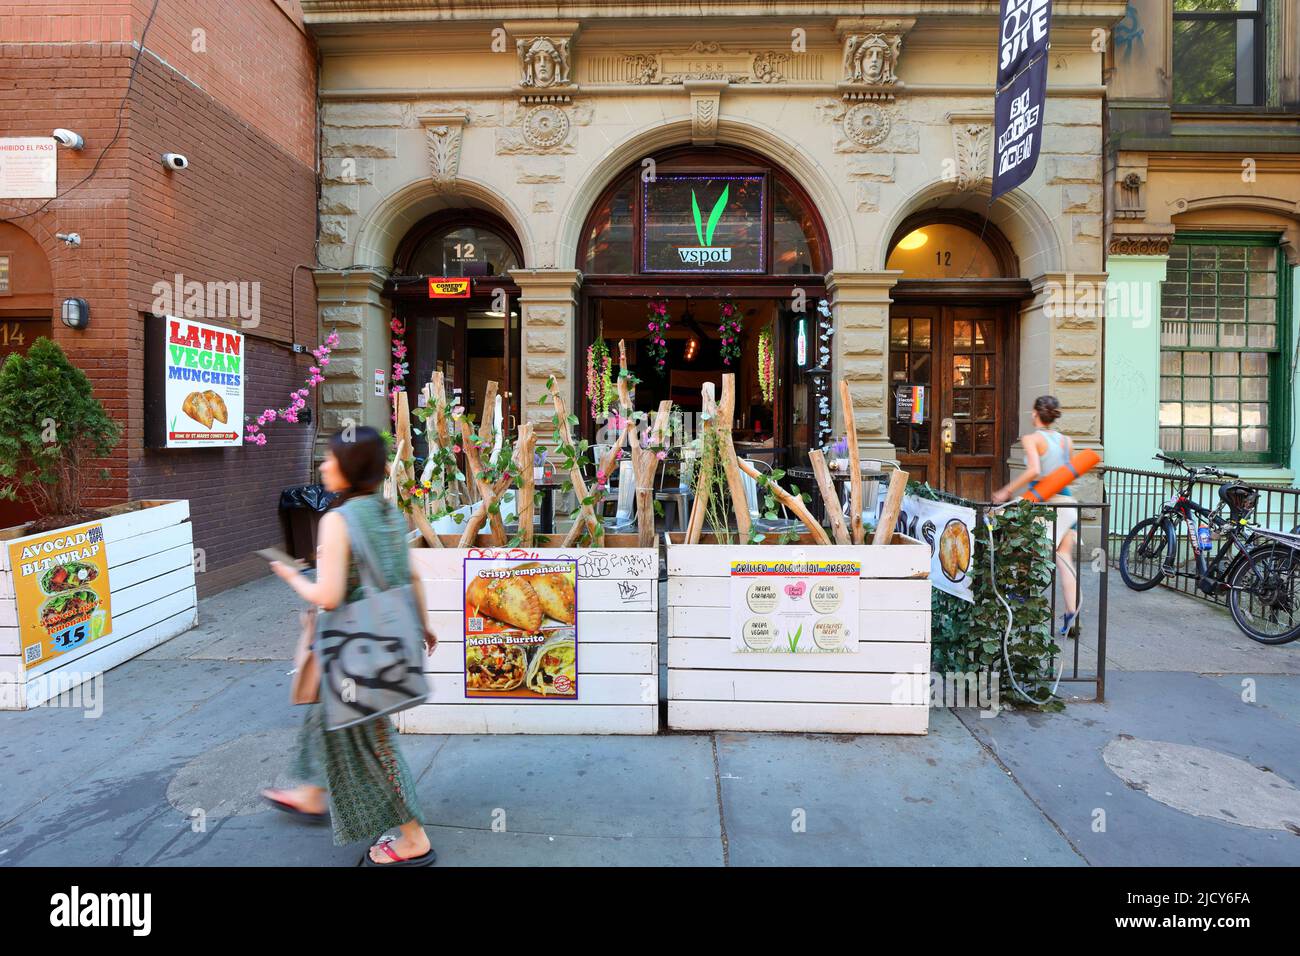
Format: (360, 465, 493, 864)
(741, 458, 804, 534)
(603, 459, 637, 533)
(654, 450, 692, 533)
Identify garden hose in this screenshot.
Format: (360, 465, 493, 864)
(983, 507, 1064, 706)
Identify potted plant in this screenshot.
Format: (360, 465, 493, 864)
(0, 338, 197, 709)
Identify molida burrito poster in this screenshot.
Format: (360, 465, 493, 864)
(463, 559, 578, 699)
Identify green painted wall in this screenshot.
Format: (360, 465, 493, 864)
(1104, 255, 1167, 471)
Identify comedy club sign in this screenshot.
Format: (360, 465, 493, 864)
(161, 316, 244, 447)
(993, 0, 1051, 200)
(642, 174, 764, 273)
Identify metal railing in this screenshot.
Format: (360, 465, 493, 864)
(1100, 464, 1300, 606)
(922, 488, 1108, 702)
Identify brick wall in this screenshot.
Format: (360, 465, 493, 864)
(0, 1, 319, 595)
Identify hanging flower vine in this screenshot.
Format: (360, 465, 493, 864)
(645, 298, 670, 376)
(389, 315, 409, 419)
(244, 330, 340, 446)
(718, 299, 743, 367)
(757, 326, 775, 404)
(586, 331, 615, 421)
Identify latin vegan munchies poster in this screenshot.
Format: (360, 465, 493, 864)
(164, 316, 244, 447)
(463, 558, 578, 700)
(7, 521, 113, 671)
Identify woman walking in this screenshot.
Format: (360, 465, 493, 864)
(261, 426, 437, 866)
(991, 395, 1081, 638)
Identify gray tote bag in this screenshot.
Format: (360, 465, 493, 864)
(316, 504, 429, 731)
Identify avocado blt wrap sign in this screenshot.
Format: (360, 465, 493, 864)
(162, 316, 244, 447)
(7, 522, 113, 671)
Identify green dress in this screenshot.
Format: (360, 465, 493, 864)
(291, 494, 425, 846)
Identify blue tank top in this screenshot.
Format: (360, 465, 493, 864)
(1035, 429, 1072, 498)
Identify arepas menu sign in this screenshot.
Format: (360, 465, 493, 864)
(730, 559, 860, 654)
(642, 174, 764, 273)
(153, 315, 244, 447)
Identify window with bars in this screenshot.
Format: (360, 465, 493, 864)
(1159, 236, 1289, 462)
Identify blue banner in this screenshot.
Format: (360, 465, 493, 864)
(992, 51, 1048, 199)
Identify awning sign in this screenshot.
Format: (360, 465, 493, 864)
(428, 278, 471, 298)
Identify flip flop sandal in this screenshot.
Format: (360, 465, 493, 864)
(261, 790, 329, 825)
(363, 839, 437, 867)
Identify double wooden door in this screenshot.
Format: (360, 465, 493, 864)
(887, 302, 1015, 502)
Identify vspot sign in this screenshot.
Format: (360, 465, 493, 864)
(144, 315, 244, 448)
(642, 174, 764, 273)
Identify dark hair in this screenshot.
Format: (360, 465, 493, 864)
(1033, 395, 1062, 425)
(327, 426, 388, 507)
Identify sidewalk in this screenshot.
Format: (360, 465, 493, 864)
(0, 574, 1297, 867)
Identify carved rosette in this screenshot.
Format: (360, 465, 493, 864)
(842, 102, 891, 148)
(418, 113, 467, 192)
(521, 105, 570, 149)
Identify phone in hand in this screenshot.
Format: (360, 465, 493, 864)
(254, 548, 307, 572)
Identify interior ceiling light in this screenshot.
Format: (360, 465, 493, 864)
(896, 229, 928, 251)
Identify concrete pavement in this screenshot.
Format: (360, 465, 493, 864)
(0, 573, 1296, 866)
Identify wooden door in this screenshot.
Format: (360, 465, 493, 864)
(888, 302, 1012, 500)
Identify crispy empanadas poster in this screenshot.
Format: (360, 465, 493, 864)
(164, 316, 244, 447)
(463, 558, 578, 700)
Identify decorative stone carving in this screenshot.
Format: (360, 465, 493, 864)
(517, 36, 572, 89)
(1108, 234, 1173, 256)
(842, 102, 891, 148)
(686, 80, 725, 145)
(521, 105, 570, 149)
(1116, 170, 1146, 221)
(418, 113, 466, 192)
(947, 113, 992, 191)
(620, 42, 790, 85)
(843, 33, 901, 86)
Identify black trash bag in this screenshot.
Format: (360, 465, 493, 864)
(279, 484, 336, 512)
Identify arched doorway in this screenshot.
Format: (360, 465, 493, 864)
(884, 211, 1028, 499)
(385, 209, 524, 440)
(576, 145, 830, 463)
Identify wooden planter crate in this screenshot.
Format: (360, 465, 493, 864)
(400, 535, 659, 735)
(0, 501, 197, 710)
(665, 535, 931, 734)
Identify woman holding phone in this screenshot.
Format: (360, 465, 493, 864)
(991, 395, 1081, 638)
(261, 426, 437, 866)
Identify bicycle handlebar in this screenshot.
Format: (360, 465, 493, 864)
(1153, 453, 1239, 480)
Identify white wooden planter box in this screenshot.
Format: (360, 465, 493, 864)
(402, 536, 659, 735)
(666, 535, 932, 735)
(0, 500, 197, 710)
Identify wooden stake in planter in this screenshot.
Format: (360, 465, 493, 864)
(734, 457, 831, 545)
(809, 449, 850, 545)
(628, 399, 672, 548)
(716, 375, 752, 538)
(547, 381, 603, 546)
(458, 418, 508, 546)
(838, 379, 864, 544)
(872, 467, 910, 545)
(514, 422, 536, 547)
(684, 382, 718, 544)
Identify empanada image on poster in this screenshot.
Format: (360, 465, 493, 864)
(513, 564, 576, 624)
(202, 390, 228, 423)
(466, 573, 543, 633)
(182, 391, 215, 428)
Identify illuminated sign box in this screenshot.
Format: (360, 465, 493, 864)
(428, 277, 471, 298)
(642, 174, 764, 273)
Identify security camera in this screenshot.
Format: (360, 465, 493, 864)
(52, 129, 84, 150)
(161, 153, 189, 170)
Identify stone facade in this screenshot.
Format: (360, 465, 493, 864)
(305, 1, 1120, 466)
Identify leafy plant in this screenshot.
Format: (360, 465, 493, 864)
(645, 299, 670, 376)
(718, 299, 743, 367)
(913, 483, 1062, 710)
(0, 337, 122, 522)
(691, 185, 729, 247)
(785, 623, 802, 653)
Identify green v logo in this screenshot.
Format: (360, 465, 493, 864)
(690, 185, 730, 246)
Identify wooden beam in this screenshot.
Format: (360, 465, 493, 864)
(809, 449, 850, 545)
(872, 468, 909, 545)
(734, 457, 831, 545)
(839, 379, 864, 544)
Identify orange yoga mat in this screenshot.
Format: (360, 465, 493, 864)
(1023, 448, 1101, 501)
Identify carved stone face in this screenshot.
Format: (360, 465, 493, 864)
(526, 39, 560, 86)
(861, 40, 887, 83)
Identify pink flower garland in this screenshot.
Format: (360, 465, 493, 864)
(718, 299, 743, 367)
(244, 330, 340, 446)
(646, 299, 670, 376)
(389, 316, 409, 416)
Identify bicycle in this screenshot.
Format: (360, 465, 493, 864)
(1118, 453, 1300, 645)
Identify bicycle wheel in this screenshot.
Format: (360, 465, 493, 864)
(1119, 517, 1174, 591)
(1228, 544, 1300, 645)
